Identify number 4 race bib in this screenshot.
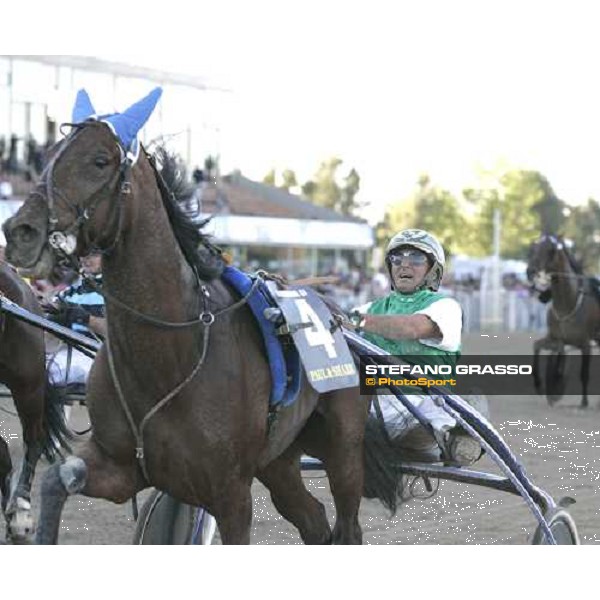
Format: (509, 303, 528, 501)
(268, 284, 359, 393)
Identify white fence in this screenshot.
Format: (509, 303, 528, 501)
(453, 289, 547, 333)
(326, 285, 547, 333)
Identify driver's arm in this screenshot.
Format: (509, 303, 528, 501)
(360, 313, 442, 341)
(88, 315, 107, 338)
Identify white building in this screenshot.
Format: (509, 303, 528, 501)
(0, 56, 375, 271)
(0, 55, 231, 170)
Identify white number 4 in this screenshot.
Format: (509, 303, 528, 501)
(294, 299, 338, 359)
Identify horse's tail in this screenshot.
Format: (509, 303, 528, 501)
(41, 378, 73, 461)
(362, 416, 408, 516)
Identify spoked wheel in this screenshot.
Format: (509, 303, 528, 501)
(545, 350, 567, 405)
(133, 489, 217, 545)
(531, 507, 580, 545)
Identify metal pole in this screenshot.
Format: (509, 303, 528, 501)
(491, 208, 503, 331)
(186, 125, 192, 167)
(7, 57, 13, 140)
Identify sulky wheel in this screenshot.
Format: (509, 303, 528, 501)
(133, 489, 217, 545)
(531, 506, 580, 545)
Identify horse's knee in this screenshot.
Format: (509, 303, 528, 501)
(59, 456, 87, 495)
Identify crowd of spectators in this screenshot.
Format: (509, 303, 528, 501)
(0, 134, 50, 202)
(314, 268, 544, 332)
(0, 143, 544, 332)
(0, 237, 547, 332)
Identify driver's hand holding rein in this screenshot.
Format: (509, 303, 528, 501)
(50, 251, 106, 340)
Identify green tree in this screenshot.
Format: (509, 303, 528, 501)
(301, 158, 363, 216)
(532, 178, 567, 235)
(263, 168, 276, 186)
(280, 169, 298, 192)
(410, 175, 467, 256)
(471, 169, 560, 259)
(263, 167, 298, 192)
(302, 157, 343, 210)
(376, 174, 467, 256)
(564, 199, 600, 273)
(340, 168, 361, 215)
(375, 196, 417, 249)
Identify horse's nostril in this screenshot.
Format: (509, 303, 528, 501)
(13, 224, 40, 245)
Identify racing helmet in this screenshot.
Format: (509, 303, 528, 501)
(386, 228, 445, 291)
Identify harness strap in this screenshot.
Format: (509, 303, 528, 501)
(106, 322, 211, 483)
(551, 284, 585, 322)
(83, 273, 261, 329)
(104, 275, 261, 483)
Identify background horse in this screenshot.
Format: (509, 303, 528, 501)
(0, 262, 69, 542)
(2, 93, 377, 544)
(527, 234, 600, 408)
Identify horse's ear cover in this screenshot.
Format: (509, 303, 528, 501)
(72, 89, 97, 123)
(103, 87, 163, 149)
(70, 87, 163, 150)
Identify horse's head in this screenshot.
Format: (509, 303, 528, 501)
(3, 88, 162, 278)
(526, 234, 566, 292)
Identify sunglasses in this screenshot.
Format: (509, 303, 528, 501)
(389, 249, 430, 267)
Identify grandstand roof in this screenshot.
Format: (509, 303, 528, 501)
(201, 173, 366, 223)
(2, 55, 229, 92)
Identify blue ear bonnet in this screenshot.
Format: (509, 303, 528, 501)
(71, 87, 163, 159)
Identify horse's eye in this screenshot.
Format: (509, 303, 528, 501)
(94, 155, 110, 168)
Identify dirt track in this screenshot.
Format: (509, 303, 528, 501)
(0, 331, 598, 544)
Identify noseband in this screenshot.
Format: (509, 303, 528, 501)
(529, 235, 569, 289)
(40, 121, 133, 262)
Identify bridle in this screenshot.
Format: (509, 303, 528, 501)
(529, 235, 584, 322)
(40, 121, 133, 262)
(34, 120, 261, 481)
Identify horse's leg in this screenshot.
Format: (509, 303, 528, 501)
(257, 442, 332, 544)
(4, 383, 45, 543)
(580, 342, 590, 409)
(209, 483, 253, 545)
(0, 436, 12, 513)
(259, 388, 368, 545)
(36, 436, 143, 544)
(533, 338, 547, 394)
(310, 388, 367, 544)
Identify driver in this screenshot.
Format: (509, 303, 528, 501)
(46, 251, 106, 388)
(354, 228, 488, 465)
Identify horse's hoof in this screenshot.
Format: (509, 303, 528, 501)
(6, 499, 35, 544)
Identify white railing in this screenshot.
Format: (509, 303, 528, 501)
(326, 286, 547, 333)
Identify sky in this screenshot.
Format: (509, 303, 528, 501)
(6, 0, 600, 223)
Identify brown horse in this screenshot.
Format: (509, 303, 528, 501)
(2, 100, 374, 544)
(0, 262, 68, 542)
(527, 234, 600, 408)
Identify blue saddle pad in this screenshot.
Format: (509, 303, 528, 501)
(221, 267, 301, 408)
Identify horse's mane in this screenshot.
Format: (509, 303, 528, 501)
(149, 146, 224, 281)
